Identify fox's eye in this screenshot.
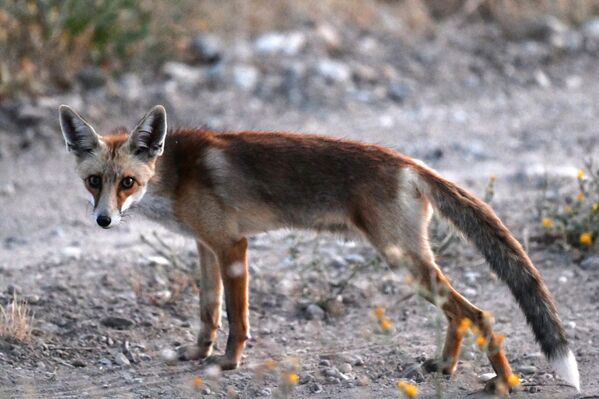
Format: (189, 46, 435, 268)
(121, 177, 135, 189)
(88, 175, 101, 189)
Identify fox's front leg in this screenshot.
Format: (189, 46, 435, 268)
(178, 241, 223, 361)
(205, 237, 250, 370)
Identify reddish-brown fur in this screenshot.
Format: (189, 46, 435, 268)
(61, 105, 578, 392)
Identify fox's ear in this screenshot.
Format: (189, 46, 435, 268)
(59, 105, 100, 157)
(128, 105, 167, 160)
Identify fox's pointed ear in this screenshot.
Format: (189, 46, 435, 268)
(59, 105, 101, 157)
(128, 105, 167, 160)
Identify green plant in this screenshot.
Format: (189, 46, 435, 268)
(539, 162, 599, 251)
(0, 0, 150, 96)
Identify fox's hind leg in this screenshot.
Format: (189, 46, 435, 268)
(178, 241, 223, 361)
(362, 188, 512, 391)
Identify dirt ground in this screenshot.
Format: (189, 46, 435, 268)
(1, 21, 599, 399)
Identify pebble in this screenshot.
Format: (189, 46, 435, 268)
(517, 365, 537, 375)
(101, 316, 134, 330)
(306, 303, 326, 320)
(558, 275, 568, 284)
(115, 353, 131, 367)
(479, 372, 496, 382)
(580, 256, 599, 270)
(319, 359, 331, 367)
(162, 62, 203, 84)
(190, 34, 222, 64)
(61, 246, 82, 260)
(6, 284, 22, 295)
(317, 59, 351, 83)
(233, 65, 259, 91)
(98, 357, 112, 366)
(160, 348, 178, 365)
(582, 18, 599, 41)
(339, 363, 353, 373)
(309, 382, 324, 393)
(71, 359, 86, 368)
(256, 388, 271, 397)
(387, 82, 410, 103)
(254, 31, 306, 55)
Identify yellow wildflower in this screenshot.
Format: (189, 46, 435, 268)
(263, 359, 276, 370)
(507, 373, 520, 387)
(576, 192, 585, 202)
(374, 305, 385, 321)
(380, 318, 392, 332)
(192, 376, 203, 390)
(580, 232, 592, 246)
(564, 206, 573, 214)
(476, 335, 487, 349)
(593, 202, 599, 212)
(577, 169, 584, 180)
(542, 218, 553, 228)
(286, 372, 298, 385)
(457, 318, 472, 336)
(397, 381, 418, 398)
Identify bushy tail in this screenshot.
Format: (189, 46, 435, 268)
(413, 165, 580, 391)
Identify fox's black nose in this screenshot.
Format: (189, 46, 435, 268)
(96, 215, 111, 227)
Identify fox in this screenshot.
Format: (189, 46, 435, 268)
(59, 104, 580, 394)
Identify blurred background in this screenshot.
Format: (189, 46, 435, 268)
(1, 1, 599, 398)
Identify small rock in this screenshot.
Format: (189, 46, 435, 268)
(534, 69, 551, 88)
(71, 359, 86, 368)
(160, 348, 178, 365)
(344, 254, 365, 264)
(565, 321, 576, 329)
(115, 353, 131, 367)
(256, 387, 271, 397)
(580, 256, 599, 270)
(306, 303, 326, 320)
(190, 34, 222, 64)
(77, 66, 107, 90)
(309, 382, 324, 393)
(254, 31, 306, 55)
(464, 271, 480, 286)
(316, 24, 342, 52)
(319, 359, 331, 367)
(232, 65, 259, 91)
(6, 284, 22, 295)
(98, 357, 112, 366)
(582, 18, 599, 41)
(325, 376, 341, 385)
(387, 82, 410, 103)
(139, 354, 151, 362)
(558, 275, 568, 284)
(479, 372, 496, 383)
(517, 365, 537, 375)
(323, 367, 350, 380)
(162, 62, 203, 84)
(339, 363, 352, 373)
(61, 246, 82, 261)
(317, 59, 351, 83)
(528, 385, 540, 393)
(353, 356, 365, 366)
(100, 316, 134, 330)
(463, 287, 477, 297)
(403, 363, 424, 383)
(0, 182, 15, 196)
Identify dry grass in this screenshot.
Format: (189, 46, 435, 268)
(0, 295, 34, 342)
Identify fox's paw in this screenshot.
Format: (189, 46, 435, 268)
(422, 358, 457, 376)
(177, 344, 209, 361)
(203, 355, 240, 371)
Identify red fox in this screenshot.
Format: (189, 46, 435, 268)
(59, 105, 580, 393)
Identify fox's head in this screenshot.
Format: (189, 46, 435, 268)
(59, 105, 167, 228)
